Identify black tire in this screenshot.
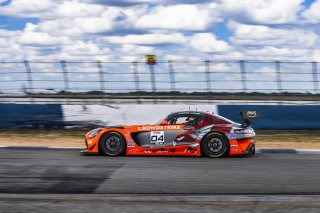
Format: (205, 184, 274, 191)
(99, 132, 126, 156)
(247, 145, 255, 157)
(201, 133, 229, 158)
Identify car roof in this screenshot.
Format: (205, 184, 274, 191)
(168, 111, 212, 117)
(166, 111, 234, 124)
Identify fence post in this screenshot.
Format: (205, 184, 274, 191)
(275, 61, 282, 92)
(60, 60, 69, 92)
(24, 60, 33, 93)
(312, 62, 318, 94)
(149, 64, 156, 92)
(133, 62, 140, 92)
(149, 63, 157, 103)
(97, 61, 105, 93)
(168, 60, 176, 91)
(205, 60, 211, 92)
(239, 60, 247, 92)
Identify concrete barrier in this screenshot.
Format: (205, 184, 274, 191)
(218, 105, 320, 130)
(0, 104, 63, 128)
(0, 104, 319, 129)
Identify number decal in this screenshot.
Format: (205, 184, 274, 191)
(150, 131, 165, 145)
(151, 135, 158, 142)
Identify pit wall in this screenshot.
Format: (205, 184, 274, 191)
(0, 104, 319, 129)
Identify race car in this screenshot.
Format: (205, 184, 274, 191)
(81, 110, 259, 158)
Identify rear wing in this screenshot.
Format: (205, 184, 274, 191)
(240, 110, 261, 127)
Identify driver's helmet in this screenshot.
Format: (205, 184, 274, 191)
(185, 116, 195, 124)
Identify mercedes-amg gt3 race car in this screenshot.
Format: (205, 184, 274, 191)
(81, 110, 259, 158)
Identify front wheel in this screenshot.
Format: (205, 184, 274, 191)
(99, 132, 126, 156)
(247, 145, 255, 156)
(201, 133, 229, 158)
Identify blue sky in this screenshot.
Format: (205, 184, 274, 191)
(0, 0, 320, 62)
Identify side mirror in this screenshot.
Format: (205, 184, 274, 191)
(161, 120, 168, 125)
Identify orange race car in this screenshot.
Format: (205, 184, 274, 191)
(81, 110, 259, 158)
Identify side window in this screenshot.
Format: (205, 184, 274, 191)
(205, 116, 214, 123)
(167, 116, 188, 124)
(168, 114, 200, 126)
(176, 116, 189, 124)
(199, 115, 215, 125)
(184, 115, 200, 126)
(167, 116, 178, 124)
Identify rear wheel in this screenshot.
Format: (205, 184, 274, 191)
(99, 132, 126, 156)
(201, 133, 229, 158)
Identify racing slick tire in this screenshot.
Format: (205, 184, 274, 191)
(247, 145, 255, 157)
(201, 133, 229, 158)
(99, 132, 126, 156)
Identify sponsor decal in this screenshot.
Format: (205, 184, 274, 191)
(127, 139, 135, 147)
(245, 133, 252, 137)
(138, 125, 181, 131)
(128, 149, 138, 154)
(125, 132, 131, 140)
(143, 148, 168, 154)
(228, 133, 236, 139)
(127, 143, 135, 147)
(246, 111, 257, 118)
(150, 131, 164, 145)
(241, 110, 260, 119)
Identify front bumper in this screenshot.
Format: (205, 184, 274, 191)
(81, 136, 99, 154)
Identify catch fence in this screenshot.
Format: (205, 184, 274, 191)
(0, 60, 319, 95)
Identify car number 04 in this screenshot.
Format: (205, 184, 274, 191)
(150, 131, 164, 145)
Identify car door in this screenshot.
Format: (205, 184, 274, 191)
(164, 113, 201, 146)
(131, 113, 200, 148)
(131, 123, 182, 148)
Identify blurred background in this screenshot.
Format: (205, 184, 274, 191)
(0, 60, 319, 149)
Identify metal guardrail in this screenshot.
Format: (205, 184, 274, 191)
(0, 60, 319, 95)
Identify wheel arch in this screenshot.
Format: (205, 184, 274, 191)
(200, 131, 230, 155)
(98, 130, 126, 154)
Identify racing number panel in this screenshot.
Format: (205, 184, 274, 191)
(131, 128, 184, 147)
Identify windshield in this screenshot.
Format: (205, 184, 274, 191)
(153, 116, 168, 125)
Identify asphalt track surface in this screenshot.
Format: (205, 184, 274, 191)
(0, 148, 320, 212)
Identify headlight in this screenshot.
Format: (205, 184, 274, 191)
(88, 128, 102, 139)
(234, 128, 252, 134)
